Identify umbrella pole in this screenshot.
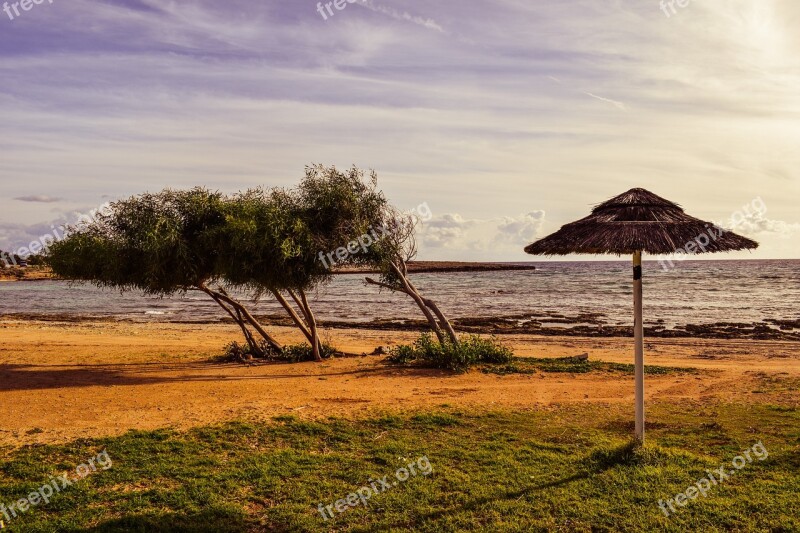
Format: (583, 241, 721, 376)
(633, 250, 645, 443)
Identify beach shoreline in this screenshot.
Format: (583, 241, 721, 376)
(2, 312, 797, 341)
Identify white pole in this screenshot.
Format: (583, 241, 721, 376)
(633, 250, 645, 443)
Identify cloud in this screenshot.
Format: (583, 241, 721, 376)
(417, 211, 547, 260)
(417, 214, 474, 251)
(0, 221, 63, 253)
(728, 211, 800, 238)
(14, 195, 63, 203)
(496, 210, 547, 243)
(0, 203, 112, 253)
(582, 92, 626, 110)
(359, 1, 444, 32)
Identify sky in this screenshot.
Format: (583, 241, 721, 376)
(1, 0, 798, 261)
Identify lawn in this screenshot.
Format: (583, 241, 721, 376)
(1, 402, 797, 532)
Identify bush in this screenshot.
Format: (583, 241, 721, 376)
(220, 341, 337, 363)
(386, 334, 513, 372)
(278, 343, 338, 363)
(220, 340, 274, 362)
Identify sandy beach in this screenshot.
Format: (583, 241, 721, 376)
(2, 318, 798, 449)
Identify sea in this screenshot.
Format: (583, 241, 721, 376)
(0, 260, 798, 330)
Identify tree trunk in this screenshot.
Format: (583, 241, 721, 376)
(270, 289, 314, 344)
(401, 274, 458, 345)
(212, 288, 283, 352)
(423, 297, 458, 345)
(199, 285, 264, 356)
(365, 263, 447, 344)
(287, 289, 324, 357)
(298, 289, 322, 362)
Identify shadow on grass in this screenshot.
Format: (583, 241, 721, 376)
(531, 440, 658, 491)
(83, 508, 254, 532)
(400, 441, 657, 528)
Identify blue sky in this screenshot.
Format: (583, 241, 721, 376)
(1, 0, 798, 260)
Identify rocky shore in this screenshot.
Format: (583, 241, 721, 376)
(3, 312, 798, 341)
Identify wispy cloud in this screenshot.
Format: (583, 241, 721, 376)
(582, 92, 626, 110)
(360, 1, 444, 32)
(14, 195, 63, 203)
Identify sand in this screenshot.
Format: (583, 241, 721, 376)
(1, 319, 798, 448)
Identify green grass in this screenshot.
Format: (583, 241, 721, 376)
(0, 402, 797, 532)
(481, 356, 700, 375)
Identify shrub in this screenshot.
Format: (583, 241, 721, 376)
(386, 334, 513, 372)
(278, 343, 338, 363)
(220, 341, 273, 362)
(220, 341, 337, 363)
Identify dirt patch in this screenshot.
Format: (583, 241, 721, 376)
(1, 319, 798, 448)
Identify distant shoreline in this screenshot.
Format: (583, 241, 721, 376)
(0, 262, 536, 282)
(336, 261, 537, 274)
(0, 266, 53, 282)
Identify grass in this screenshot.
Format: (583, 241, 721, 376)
(0, 402, 797, 532)
(481, 357, 700, 375)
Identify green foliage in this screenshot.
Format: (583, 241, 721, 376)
(0, 249, 25, 266)
(45, 188, 227, 296)
(25, 253, 46, 266)
(218, 341, 337, 363)
(213, 187, 316, 294)
(44, 167, 391, 298)
(387, 334, 514, 372)
(298, 164, 388, 267)
(481, 357, 699, 376)
(277, 343, 338, 363)
(218, 341, 278, 362)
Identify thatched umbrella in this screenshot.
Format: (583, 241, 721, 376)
(524, 188, 758, 443)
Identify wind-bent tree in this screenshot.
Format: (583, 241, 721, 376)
(364, 207, 459, 346)
(217, 165, 390, 361)
(213, 186, 328, 360)
(45, 188, 283, 357)
(294, 164, 390, 357)
(46, 167, 448, 361)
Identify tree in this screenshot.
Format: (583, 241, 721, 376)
(0, 249, 23, 267)
(216, 165, 390, 361)
(293, 164, 390, 358)
(45, 167, 431, 362)
(364, 207, 459, 345)
(45, 188, 283, 357)
(213, 186, 328, 360)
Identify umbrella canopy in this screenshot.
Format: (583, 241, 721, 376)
(524, 188, 758, 443)
(525, 188, 759, 256)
